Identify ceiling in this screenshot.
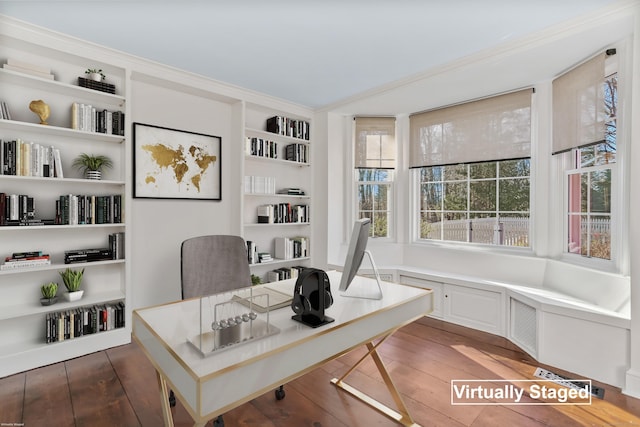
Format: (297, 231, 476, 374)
(0, 0, 620, 109)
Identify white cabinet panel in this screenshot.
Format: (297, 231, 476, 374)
(443, 283, 503, 335)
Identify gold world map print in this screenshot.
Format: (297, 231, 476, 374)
(133, 123, 221, 200)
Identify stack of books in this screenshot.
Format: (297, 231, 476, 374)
(1, 251, 51, 270)
(258, 252, 273, 263)
(64, 248, 113, 264)
(3, 59, 54, 80)
(77, 76, 116, 94)
(277, 188, 305, 196)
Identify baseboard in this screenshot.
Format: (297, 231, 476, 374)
(623, 369, 640, 399)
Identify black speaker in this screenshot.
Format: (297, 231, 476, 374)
(291, 268, 334, 327)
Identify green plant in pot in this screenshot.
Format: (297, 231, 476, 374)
(40, 282, 58, 306)
(59, 267, 84, 301)
(85, 68, 105, 82)
(72, 153, 113, 180)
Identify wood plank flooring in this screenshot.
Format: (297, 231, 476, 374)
(1, 316, 639, 427)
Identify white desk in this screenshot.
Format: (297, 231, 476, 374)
(133, 271, 433, 427)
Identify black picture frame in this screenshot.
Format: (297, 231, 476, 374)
(133, 122, 221, 200)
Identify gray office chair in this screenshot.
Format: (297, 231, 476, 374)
(181, 234, 252, 299)
(172, 235, 285, 427)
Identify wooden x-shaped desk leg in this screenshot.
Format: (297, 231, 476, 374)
(331, 334, 422, 427)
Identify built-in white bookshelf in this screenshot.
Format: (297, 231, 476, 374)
(242, 104, 313, 283)
(0, 32, 130, 378)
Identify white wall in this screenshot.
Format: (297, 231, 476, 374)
(129, 78, 237, 308)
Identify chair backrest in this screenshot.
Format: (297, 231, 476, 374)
(180, 235, 252, 300)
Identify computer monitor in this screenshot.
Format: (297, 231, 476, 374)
(338, 218, 383, 299)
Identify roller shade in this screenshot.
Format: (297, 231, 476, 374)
(354, 117, 396, 169)
(552, 53, 606, 155)
(409, 89, 532, 168)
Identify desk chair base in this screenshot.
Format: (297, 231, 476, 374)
(331, 337, 422, 427)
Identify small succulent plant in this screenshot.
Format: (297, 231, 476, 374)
(59, 267, 84, 292)
(41, 282, 58, 299)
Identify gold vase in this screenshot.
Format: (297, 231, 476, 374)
(29, 99, 50, 125)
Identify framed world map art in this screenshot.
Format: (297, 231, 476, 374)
(133, 123, 221, 200)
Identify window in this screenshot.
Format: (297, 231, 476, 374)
(418, 159, 530, 246)
(354, 117, 396, 238)
(357, 169, 393, 238)
(565, 74, 617, 260)
(553, 50, 617, 262)
(410, 89, 533, 246)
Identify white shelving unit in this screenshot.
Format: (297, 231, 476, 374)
(0, 36, 130, 377)
(242, 104, 313, 283)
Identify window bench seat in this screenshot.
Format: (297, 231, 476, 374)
(354, 261, 630, 388)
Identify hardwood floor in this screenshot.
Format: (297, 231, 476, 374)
(1, 316, 639, 427)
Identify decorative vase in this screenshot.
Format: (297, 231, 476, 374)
(88, 72, 102, 82)
(63, 290, 84, 302)
(85, 170, 102, 180)
(28, 99, 50, 125)
(40, 297, 58, 306)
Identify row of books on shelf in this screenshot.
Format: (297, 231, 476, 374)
(245, 176, 276, 195)
(266, 266, 304, 283)
(257, 203, 309, 224)
(1, 251, 51, 271)
(56, 194, 123, 225)
(285, 143, 309, 163)
(0, 234, 124, 270)
(275, 236, 309, 260)
(246, 237, 308, 264)
(266, 116, 310, 141)
(0, 100, 12, 120)
(45, 301, 125, 344)
(0, 193, 123, 226)
(1, 139, 64, 178)
(246, 136, 278, 159)
(71, 102, 125, 136)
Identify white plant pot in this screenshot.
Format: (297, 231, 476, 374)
(88, 72, 103, 82)
(64, 290, 84, 302)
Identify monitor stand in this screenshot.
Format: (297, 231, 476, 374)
(341, 250, 383, 300)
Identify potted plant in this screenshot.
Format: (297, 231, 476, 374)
(251, 274, 262, 285)
(85, 68, 105, 82)
(59, 267, 84, 301)
(72, 153, 113, 180)
(40, 282, 58, 306)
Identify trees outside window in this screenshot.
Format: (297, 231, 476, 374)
(418, 159, 530, 246)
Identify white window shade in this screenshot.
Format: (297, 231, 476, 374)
(354, 117, 396, 169)
(552, 53, 606, 155)
(409, 89, 532, 168)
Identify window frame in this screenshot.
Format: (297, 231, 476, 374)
(351, 117, 398, 242)
(354, 169, 395, 240)
(414, 159, 531, 248)
(555, 51, 628, 274)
